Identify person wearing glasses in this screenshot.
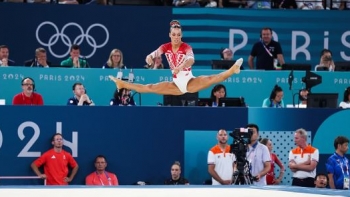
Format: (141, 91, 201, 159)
(85, 155, 119, 186)
(12, 77, 44, 105)
(102, 49, 126, 69)
(109, 20, 243, 96)
(30, 133, 79, 185)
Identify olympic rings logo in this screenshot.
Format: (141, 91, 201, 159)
(36, 21, 109, 58)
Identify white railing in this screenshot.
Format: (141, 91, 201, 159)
(0, 176, 46, 185)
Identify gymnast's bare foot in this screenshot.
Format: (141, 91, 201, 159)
(230, 58, 243, 74)
(109, 75, 125, 89)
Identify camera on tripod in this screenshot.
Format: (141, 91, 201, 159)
(229, 128, 257, 185)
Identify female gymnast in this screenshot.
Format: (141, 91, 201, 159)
(109, 20, 243, 95)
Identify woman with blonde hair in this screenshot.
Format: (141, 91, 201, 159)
(102, 49, 126, 69)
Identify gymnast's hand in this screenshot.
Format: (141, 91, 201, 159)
(173, 67, 181, 75)
(145, 55, 153, 66)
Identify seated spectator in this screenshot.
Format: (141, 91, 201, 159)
(61, 44, 89, 68)
(315, 49, 335, 71)
(262, 85, 285, 108)
(299, 89, 309, 105)
(173, 0, 199, 6)
(339, 87, 350, 109)
(297, 0, 323, 9)
(144, 56, 164, 69)
(67, 82, 94, 106)
(0, 45, 16, 66)
(110, 88, 136, 106)
(24, 48, 51, 68)
(247, 0, 271, 8)
(58, 0, 79, 4)
(102, 49, 126, 69)
(210, 84, 226, 107)
(314, 172, 328, 188)
(204, 0, 217, 7)
(12, 77, 44, 105)
(164, 161, 189, 185)
(220, 48, 233, 60)
(85, 155, 119, 186)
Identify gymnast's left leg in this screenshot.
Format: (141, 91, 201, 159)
(186, 58, 243, 93)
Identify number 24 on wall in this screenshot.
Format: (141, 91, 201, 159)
(0, 121, 78, 157)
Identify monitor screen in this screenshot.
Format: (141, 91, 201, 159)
(218, 97, 246, 107)
(197, 98, 213, 107)
(334, 62, 350, 72)
(163, 92, 198, 106)
(211, 60, 244, 70)
(282, 64, 312, 71)
(306, 93, 338, 108)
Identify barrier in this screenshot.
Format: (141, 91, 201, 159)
(0, 176, 46, 185)
(1, 67, 350, 107)
(0, 106, 349, 185)
(0, 186, 346, 197)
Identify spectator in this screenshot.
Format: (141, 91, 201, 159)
(262, 85, 285, 108)
(248, 27, 285, 70)
(289, 128, 319, 188)
(326, 136, 349, 189)
(24, 47, 51, 67)
(315, 49, 335, 71)
(339, 87, 350, 109)
(299, 89, 309, 105)
(173, 0, 199, 6)
(67, 82, 94, 106)
(164, 161, 189, 185)
(102, 49, 126, 69)
(297, 0, 323, 9)
(144, 56, 164, 69)
(314, 172, 328, 188)
(31, 133, 79, 185)
(12, 77, 44, 105)
(61, 44, 89, 68)
(0, 45, 16, 66)
(85, 155, 119, 186)
(220, 48, 233, 60)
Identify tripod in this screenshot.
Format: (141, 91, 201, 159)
(232, 160, 254, 185)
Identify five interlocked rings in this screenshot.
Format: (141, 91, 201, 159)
(36, 21, 109, 58)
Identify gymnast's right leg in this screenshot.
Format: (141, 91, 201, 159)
(109, 76, 183, 95)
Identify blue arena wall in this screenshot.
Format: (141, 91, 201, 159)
(0, 106, 349, 185)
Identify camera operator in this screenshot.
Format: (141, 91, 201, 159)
(246, 123, 271, 186)
(208, 129, 237, 185)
